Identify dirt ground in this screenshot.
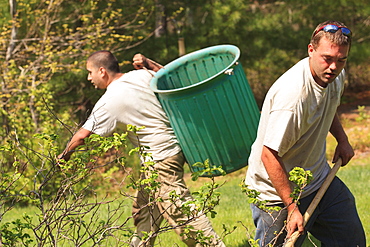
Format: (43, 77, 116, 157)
(338, 89, 370, 118)
(337, 88, 370, 159)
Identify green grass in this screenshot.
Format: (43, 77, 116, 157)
(2, 158, 369, 246)
(337, 157, 370, 238)
(156, 167, 253, 247)
(147, 156, 370, 246)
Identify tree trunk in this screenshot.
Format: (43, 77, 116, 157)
(6, 0, 18, 61)
(2, 0, 18, 135)
(154, 2, 166, 38)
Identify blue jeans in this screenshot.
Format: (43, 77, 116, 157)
(251, 177, 366, 247)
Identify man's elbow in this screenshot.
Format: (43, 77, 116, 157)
(76, 128, 92, 140)
(71, 128, 92, 147)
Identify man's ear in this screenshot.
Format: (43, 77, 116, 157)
(99, 67, 107, 77)
(308, 43, 314, 58)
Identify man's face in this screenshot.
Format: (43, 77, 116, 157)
(86, 61, 106, 89)
(308, 36, 350, 87)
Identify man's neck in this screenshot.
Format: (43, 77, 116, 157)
(107, 72, 124, 87)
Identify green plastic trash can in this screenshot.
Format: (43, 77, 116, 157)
(150, 45, 260, 176)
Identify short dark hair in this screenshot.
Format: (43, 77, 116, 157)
(310, 20, 351, 50)
(87, 50, 120, 73)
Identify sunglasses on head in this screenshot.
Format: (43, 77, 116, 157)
(313, 24, 352, 37)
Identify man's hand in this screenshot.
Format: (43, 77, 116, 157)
(132, 53, 163, 72)
(333, 141, 354, 166)
(57, 152, 70, 161)
(57, 128, 91, 164)
(286, 203, 305, 237)
(132, 53, 149, 70)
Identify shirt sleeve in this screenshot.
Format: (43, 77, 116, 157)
(82, 101, 117, 137)
(263, 109, 300, 157)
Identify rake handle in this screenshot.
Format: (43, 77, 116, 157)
(284, 158, 343, 247)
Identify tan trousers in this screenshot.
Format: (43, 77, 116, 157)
(130, 152, 225, 247)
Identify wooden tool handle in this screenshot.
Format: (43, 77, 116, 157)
(284, 158, 342, 247)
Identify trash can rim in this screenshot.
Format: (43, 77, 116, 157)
(150, 44, 240, 94)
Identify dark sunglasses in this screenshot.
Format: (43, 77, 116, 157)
(313, 24, 352, 37)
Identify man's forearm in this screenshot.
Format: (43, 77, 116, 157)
(261, 146, 294, 207)
(330, 113, 348, 143)
(59, 128, 91, 160)
(329, 113, 354, 165)
(261, 145, 305, 236)
(146, 58, 163, 72)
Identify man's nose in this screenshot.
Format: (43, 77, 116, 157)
(329, 62, 337, 71)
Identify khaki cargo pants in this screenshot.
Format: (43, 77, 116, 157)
(130, 152, 225, 247)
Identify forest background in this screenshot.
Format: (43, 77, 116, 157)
(0, 0, 370, 246)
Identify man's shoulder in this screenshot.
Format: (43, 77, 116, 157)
(284, 57, 309, 76)
(123, 69, 155, 80)
(265, 58, 310, 110)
